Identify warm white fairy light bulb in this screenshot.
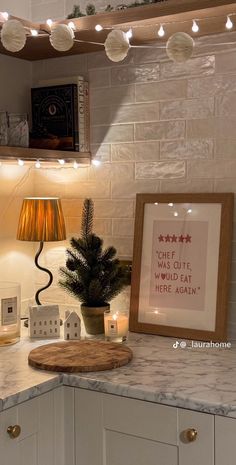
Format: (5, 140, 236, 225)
(168, 202, 174, 207)
(95, 24, 103, 32)
(68, 21, 76, 31)
(158, 25, 165, 38)
(73, 161, 79, 169)
(35, 160, 41, 169)
(187, 208, 192, 214)
(1, 12, 9, 21)
(92, 159, 101, 167)
(46, 19, 53, 27)
(174, 212, 178, 217)
(18, 159, 24, 166)
(226, 16, 233, 30)
(31, 29, 38, 36)
(192, 20, 199, 33)
(58, 159, 65, 165)
(126, 28, 133, 39)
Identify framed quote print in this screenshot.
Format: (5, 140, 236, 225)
(129, 193, 234, 342)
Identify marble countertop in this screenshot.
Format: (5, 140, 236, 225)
(1, 326, 236, 417)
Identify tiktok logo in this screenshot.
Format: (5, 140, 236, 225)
(173, 341, 179, 349)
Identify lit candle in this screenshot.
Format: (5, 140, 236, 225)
(104, 311, 129, 343)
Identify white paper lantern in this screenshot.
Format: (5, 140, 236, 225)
(50, 24, 74, 52)
(105, 29, 130, 62)
(1, 19, 26, 53)
(166, 32, 194, 63)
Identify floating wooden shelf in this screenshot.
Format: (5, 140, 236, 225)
(0, 0, 236, 60)
(0, 146, 91, 164)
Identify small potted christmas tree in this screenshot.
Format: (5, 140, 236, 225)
(59, 198, 129, 335)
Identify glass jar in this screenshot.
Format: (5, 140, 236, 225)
(0, 282, 21, 346)
(104, 309, 129, 343)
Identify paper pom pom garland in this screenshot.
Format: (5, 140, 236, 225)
(1, 19, 26, 52)
(49, 24, 75, 51)
(104, 29, 130, 62)
(166, 32, 194, 63)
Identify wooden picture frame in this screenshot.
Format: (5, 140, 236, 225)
(129, 193, 234, 342)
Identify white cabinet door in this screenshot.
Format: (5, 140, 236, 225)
(75, 389, 178, 465)
(178, 409, 214, 465)
(215, 415, 236, 465)
(0, 388, 64, 465)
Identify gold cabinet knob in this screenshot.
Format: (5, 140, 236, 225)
(184, 428, 198, 442)
(7, 425, 21, 439)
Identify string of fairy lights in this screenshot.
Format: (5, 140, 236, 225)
(0, 10, 236, 169)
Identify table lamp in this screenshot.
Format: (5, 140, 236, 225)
(17, 197, 66, 305)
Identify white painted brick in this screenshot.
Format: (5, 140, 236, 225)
(135, 161, 185, 179)
(91, 85, 135, 107)
(216, 92, 236, 116)
(215, 139, 236, 158)
(214, 178, 236, 192)
(91, 124, 134, 144)
(94, 200, 134, 218)
(135, 121, 185, 141)
(64, 181, 110, 198)
(91, 103, 159, 126)
(94, 218, 112, 236)
(42, 54, 87, 78)
(160, 139, 213, 159)
(112, 219, 134, 236)
(103, 236, 133, 257)
(216, 51, 236, 73)
(134, 46, 166, 64)
(112, 179, 158, 198)
(188, 160, 236, 179)
(111, 163, 135, 182)
(89, 68, 110, 88)
(111, 142, 160, 162)
(91, 144, 111, 162)
(188, 75, 236, 98)
(136, 80, 187, 103)
(62, 199, 84, 217)
(88, 49, 135, 69)
(88, 164, 111, 181)
(160, 178, 214, 193)
(111, 63, 160, 85)
(187, 117, 236, 139)
(161, 56, 215, 79)
(160, 98, 214, 120)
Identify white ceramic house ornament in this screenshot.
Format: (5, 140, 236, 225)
(29, 305, 60, 338)
(64, 311, 81, 340)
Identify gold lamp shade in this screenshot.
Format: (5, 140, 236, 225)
(17, 197, 66, 242)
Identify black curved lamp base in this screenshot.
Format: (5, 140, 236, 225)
(35, 241, 53, 305)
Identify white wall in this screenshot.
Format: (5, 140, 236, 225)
(0, 55, 35, 312)
(30, 39, 236, 339)
(0, 0, 31, 19)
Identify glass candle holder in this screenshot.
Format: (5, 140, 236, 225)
(104, 310, 129, 343)
(0, 282, 21, 346)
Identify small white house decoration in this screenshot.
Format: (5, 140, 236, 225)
(64, 311, 81, 340)
(29, 305, 60, 338)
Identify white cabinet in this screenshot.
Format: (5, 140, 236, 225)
(215, 415, 236, 465)
(0, 387, 66, 465)
(74, 388, 214, 465)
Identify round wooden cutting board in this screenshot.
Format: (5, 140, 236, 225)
(28, 340, 133, 372)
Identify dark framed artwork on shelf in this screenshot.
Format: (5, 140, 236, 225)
(129, 193, 234, 342)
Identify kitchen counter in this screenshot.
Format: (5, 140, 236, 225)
(1, 326, 236, 417)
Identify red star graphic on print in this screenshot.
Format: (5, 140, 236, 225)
(171, 234, 177, 242)
(158, 235, 164, 242)
(165, 234, 171, 242)
(179, 235, 185, 243)
(185, 234, 192, 243)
